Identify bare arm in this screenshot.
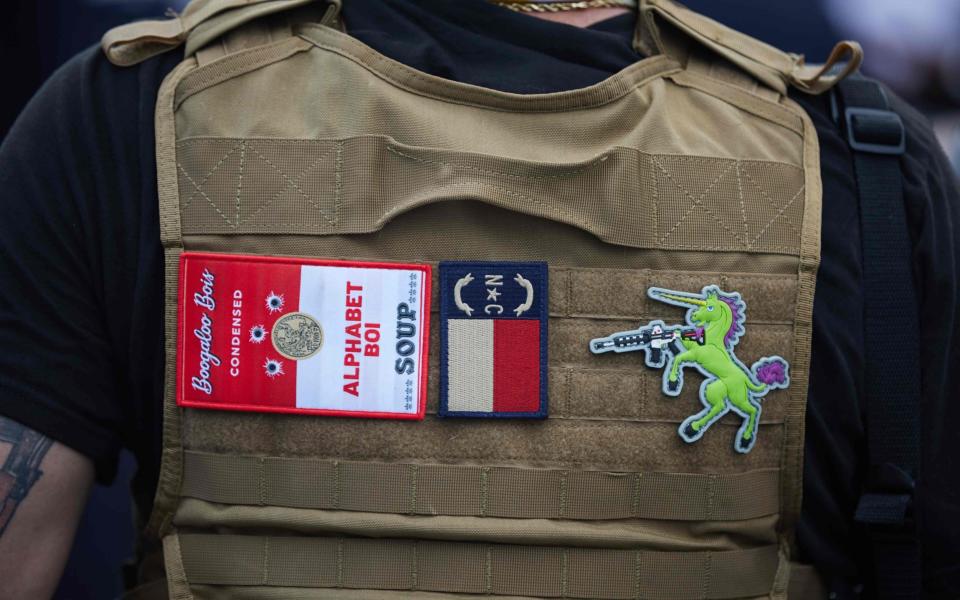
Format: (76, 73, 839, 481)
(0, 416, 93, 599)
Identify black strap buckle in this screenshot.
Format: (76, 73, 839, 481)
(844, 107, 906, 155)
(855, 463, 916, 527)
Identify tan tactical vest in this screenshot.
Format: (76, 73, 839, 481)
(103, 1, 862, 598)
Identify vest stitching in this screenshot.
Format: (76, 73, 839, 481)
(707, 473, 717, 520)
(484, 546, 493, 594)
(242, 144, 338, 226)
(560, 548, 569, 598)
(634, 550, 642, 600)
(559, 470, 568, 518)
(638, 312, 648, 417)
(480, 467, 489, 517)
(653, 157, 746, 247)
(334, 141, 343, 225)
(333, 461, 341, 509)
(747, 183, 805, 248)
(336, 538, 343, 587)
(177, 164, 236, 227)
(409, 464, 419, 515)
(660, 242, 799, 253)
(258, 457, 266, 506)
(734, 161, 749, 242)
(179, 140, 243, 209)
(631, 473, 642, 518)
(261, 536, 269, 586)
(740, 167, 802, 239)
(702, 553, 712, 600)
(234, 140, 246, 225)
(651, 156, 660, 254)
(411, 540, 419, 590)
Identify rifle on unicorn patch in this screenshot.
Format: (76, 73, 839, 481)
(590, 321, 705, 368)
(589, 285, 790, 454)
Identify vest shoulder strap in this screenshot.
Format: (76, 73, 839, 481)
(639, 0, 862, 95)
(101, 0, 335, 66)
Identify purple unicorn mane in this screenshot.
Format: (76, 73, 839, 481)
(716, 294, 744, 347)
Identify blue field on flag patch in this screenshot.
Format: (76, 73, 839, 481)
(439, 261, 548, 418)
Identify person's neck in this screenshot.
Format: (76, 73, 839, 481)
(526, 7, 630, 28)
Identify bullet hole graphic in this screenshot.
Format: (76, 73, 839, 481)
(264, 358, 284, 378)
(266, 292, 284, 313)
(249, 324, 267, 343)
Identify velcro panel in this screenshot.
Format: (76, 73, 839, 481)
(175, 137, 805, 255)
(445, 267, 798, 323)
(428, 341, 793, 423)
(422, 266, 798, 424)
(421, 266, 797, 422)
(181, 451, 780, 521)
(176, 533, 780, 599)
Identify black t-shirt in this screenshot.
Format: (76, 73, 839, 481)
(1, 0, 958, 594)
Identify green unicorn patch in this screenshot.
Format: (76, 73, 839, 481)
(590, 286, 789, 453)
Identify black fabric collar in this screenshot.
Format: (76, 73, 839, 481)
(340, 0, 640, 93)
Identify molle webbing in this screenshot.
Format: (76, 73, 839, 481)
(175, 136, 806, 255)
(175, 534, 780, 599)
(180, 451, 780, 521)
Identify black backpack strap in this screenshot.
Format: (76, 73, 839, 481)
(832, 75, 922, 599)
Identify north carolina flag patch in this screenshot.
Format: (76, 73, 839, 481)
(439, 261, 548, 418)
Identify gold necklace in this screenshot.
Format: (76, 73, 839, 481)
(492, 0, 637, 13)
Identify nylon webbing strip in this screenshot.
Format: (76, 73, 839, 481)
(837, 77, 921, 599)
(176, 533, 779, 598)
(173, 135, 806, 255)
(181, 451, 779, 522)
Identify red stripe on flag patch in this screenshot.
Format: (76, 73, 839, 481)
(492, 319, 541, 413)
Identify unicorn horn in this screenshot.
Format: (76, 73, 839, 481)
(649, 289, 707, 307)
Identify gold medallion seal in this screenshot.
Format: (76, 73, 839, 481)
(272, 312, 324, 360)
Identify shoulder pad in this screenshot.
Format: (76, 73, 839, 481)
(102, 0, 331, 67)
(640, 0, 862, 95)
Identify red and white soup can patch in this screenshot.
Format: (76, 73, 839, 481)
(176, 252, 430, 419)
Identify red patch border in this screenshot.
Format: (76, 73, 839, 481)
(175, 251, 432, 420)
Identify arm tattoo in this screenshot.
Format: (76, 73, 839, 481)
(0, 417, 53, 535)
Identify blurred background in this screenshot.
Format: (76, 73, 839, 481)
(2, 0, 958, 598)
